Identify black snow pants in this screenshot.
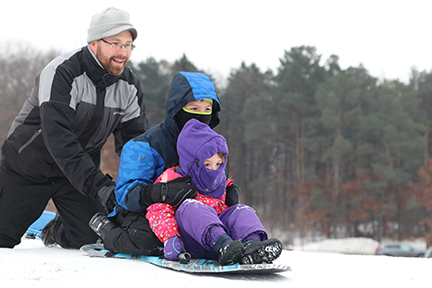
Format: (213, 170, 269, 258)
(0, 162, 102, 249)
(102, 209, 164, 256)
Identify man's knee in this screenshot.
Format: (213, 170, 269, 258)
(0, 233, 20, 248)
(52, 219, 99, 249)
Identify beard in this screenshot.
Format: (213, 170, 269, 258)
(95, 45, 128, 76)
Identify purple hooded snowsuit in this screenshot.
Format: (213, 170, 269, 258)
(174, 119, 267, 259)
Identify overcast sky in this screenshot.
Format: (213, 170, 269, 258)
(3, 0, 432, 84)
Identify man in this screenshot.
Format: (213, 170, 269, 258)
(0, 7, 148, 249)
(88, 72, 240, 256)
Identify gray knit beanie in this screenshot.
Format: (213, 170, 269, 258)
(87, 7, 137, 43)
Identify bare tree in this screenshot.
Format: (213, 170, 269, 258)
(0, 41, 59, 143)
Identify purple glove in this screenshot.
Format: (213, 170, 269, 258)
(164, 236, 191, 263)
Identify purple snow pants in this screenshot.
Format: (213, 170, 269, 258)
(175, 199, 268, 259)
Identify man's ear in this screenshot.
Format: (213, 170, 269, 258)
(89, 41, 97, 53)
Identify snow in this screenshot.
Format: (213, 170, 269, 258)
(1, 237, 431, 287)
(297, 237, 381, 255)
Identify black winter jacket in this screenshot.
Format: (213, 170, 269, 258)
(1, 45, 148, 198)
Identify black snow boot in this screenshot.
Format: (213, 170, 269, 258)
(240, 238, 283, 264)
(218, 240, 245, 266)
(89, 212, 115, 238)
(41, 214, 58, 247)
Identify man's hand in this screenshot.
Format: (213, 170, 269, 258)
(97, 183, 117, 214)
(143, 176, 197, 207)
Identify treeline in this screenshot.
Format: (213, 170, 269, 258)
(2, 43, 432, 244)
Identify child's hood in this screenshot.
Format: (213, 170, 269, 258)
(164, 72, 221, 132)
(176, 119, 228, 198)
(177, 119, 228, 164)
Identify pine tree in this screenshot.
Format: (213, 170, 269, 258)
(129, 58, 171, 126)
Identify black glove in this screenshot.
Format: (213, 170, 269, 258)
(225, 184, 241, 206)
(97, 183, 117, 214)
(143, 176, 197, 207)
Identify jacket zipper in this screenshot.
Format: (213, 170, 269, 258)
(18, 129, 41, 154)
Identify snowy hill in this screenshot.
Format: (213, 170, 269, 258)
(1, 237, 431, 287)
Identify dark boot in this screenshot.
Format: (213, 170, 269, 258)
(218, 240, 245, 266)
(89, 212, 115, 238)
(240, 238, 283, 264)
(41, 214, 58, 247)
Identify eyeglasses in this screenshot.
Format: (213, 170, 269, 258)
(100, 39, 136, 51)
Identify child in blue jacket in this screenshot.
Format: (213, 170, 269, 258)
(89, 72, 240, 256)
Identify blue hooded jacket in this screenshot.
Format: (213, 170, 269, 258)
(111, 72, 221, 216)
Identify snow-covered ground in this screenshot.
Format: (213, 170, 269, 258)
(1, 237, 431, 287)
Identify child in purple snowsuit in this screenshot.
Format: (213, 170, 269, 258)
(146, 119, 282, 265)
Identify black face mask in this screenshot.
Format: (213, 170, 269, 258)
(175, 109, 212, 130)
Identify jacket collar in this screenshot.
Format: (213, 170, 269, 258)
(83, 45, 121, 88)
